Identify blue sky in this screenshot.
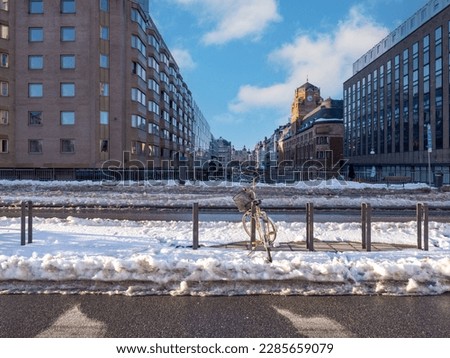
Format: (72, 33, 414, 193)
(149, 0, 428, 149)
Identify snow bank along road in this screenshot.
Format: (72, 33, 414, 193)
(0, 180, 449, 296)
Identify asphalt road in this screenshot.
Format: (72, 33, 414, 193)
(1, 294, 449, 338)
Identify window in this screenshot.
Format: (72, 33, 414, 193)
(148, 123, 159, 135)
(60, 54, 75, 69)
(148, 57, 159, 72)
(0, 24, 8, 39)
(61, 27, 75, 41)
(148, 101, 160, 115)
(132, 61, 146, 81)
(100, 0, 109, 12)
(131, 88, 146, 106)
(29, 27, 43, 42)
(131, 8, 146, 31)
(61, 139, 75, 153)
(131, 35, 146, 56)
(100, 82, 109, 96)
(0, 139, 8, 153)
(100, 54, 109, 68)
(0, 53, 8, 67)
(29, 83, 43, 97)
(131, 114, 146, 130)
(61, 82, 75, 97)
(60, 111, 75, 125)
(148, 79, 159, 93)
(28, 55, 43, 69)
(29, 0, 43, 13)
(100, 111, 109, 125)
(29, 139, 43, 154)
(160, 72, 169, 84)
(61, 0, 75, 13)
(149, 35, 160, 51)
(29, 111, 42, 126)
(100, 139, 108, 152)
(0, 109, 8, 124)
(0, 81, 8, 96)
(131, 141, 146, 155)
(100, 26, 109, 40)
(0, 1, 8, 11)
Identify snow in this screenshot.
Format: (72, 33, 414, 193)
(0, 179, 449, 296)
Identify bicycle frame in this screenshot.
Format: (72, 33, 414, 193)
(234, 171, 277, 262)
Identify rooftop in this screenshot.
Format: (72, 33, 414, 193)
(352, 0, 450, 74)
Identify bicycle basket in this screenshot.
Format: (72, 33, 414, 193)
(233, 189, 253, 212)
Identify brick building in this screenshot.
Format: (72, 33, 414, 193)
(0, 0, 212, 174)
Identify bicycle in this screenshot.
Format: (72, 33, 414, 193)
(233, 171, 277, 262)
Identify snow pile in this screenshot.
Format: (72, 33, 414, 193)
(1, 213, 449, 296)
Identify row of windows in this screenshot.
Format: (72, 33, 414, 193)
(344, 23, 450, 156)
(0, 138, 113, 154)
(0, 110, 109, 126)
(28, 0, 108, 14)
(131, 114, 190, 138)
(0, 138, 78, 154)
(131, 141, 168, 158)
(131, 141, 186, 157)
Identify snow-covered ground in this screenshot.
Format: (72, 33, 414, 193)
(0, 179, 449, 296)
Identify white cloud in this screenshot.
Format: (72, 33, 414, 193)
(171, 48, 197, 71)
(229, 6, 389, 113)
(171, 0, 282, 45)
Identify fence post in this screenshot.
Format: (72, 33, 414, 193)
(366, 203, 372, 252)
(416, 203, 423, 250)
(361, 203, 372, 251)
(192, 202, 199, 250)
(306, 203, 314, 251)
(21, 201, 26, 246)
(361, 203, 367, 249)
(250, 202, 256, 246)
(423, 204, 429, 251)
(28, 201, 33, 244)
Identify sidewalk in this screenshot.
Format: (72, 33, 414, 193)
(214, 240, 417, 252)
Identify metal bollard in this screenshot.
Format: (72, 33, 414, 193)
(192, 202, 199, 250)
(361, 203, 372, 252)
(20, 201, 33, 246)
(306, 203, 314, 251)
(416, 203, 422, 250)
(417, 203, 429, 251)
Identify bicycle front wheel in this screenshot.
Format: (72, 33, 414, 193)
(242, 210, 254, 239)
(260, 213, 277, 245)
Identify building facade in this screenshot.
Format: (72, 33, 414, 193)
(0, 0, 212, 171)
(278, 82, 344, 178)
(344, 0, 450, 183)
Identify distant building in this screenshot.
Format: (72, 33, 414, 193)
(344, 0, 450, 183)
(231, 146, 250, 163)
(279, 82, 344, 176)
(0, 0, 213, 172)
(214, 137, 232, 164)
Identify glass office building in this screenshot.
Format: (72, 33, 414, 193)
(343, 0, 450, 184)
